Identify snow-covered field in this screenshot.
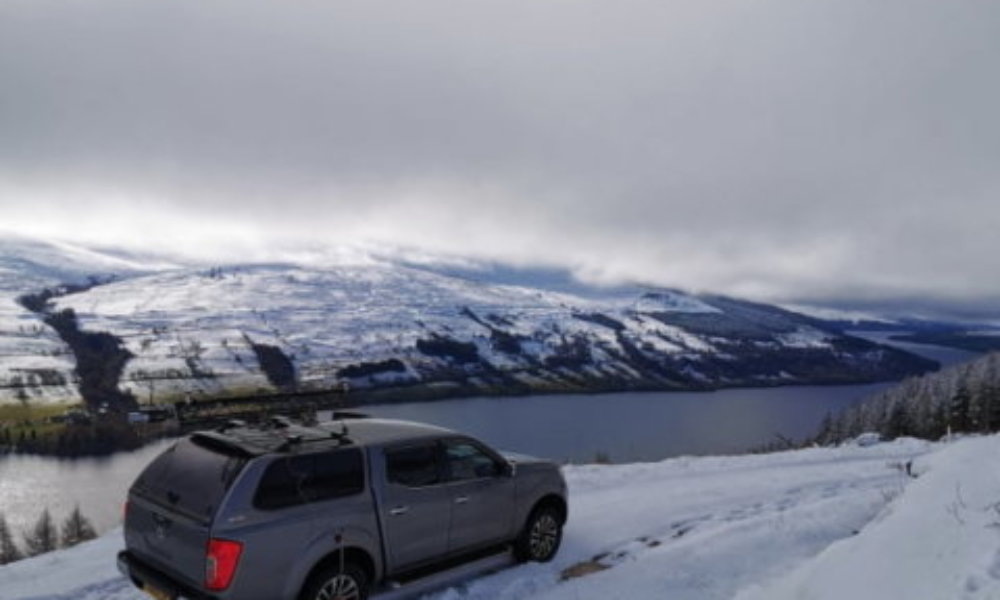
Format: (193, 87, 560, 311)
(4, 435, 998, 600)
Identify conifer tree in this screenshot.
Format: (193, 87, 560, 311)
(968, 387, 989, 432)
(884, 402, 912, 439)
(949, 386, 972, 433)
(60, 505, 97, 548)
(23, 508, 58, 556)
(928, 402, 949, 440)
(815, 412, 834, 445)
(984, 383, 1000, 432)
(0, 513, 22, 564)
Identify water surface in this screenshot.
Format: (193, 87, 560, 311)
(353, 383, 893, 464)
(0, 439, 174, 539)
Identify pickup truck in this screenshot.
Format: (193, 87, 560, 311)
(117, 416, 568, 600)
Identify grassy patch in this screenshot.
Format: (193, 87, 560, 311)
(0, 402, 76, 439)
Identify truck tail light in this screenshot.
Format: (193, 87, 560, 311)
(205, 538, 243, 591)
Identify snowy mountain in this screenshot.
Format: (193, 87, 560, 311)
(3, 433, 998, 600)
(0, 235, 936, 408)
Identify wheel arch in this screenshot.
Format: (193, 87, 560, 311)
(531, 493, 568, 524)
(298, 546, 376, 599)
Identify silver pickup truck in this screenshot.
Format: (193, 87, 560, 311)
(117, 416, 568, 600)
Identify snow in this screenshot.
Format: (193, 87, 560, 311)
(776, 328, 831, 349)
(736, 434, 1000, 600)
(5, 435, 998, 600)
(780, 304, 896, 325)
(634, 291, 722, 315)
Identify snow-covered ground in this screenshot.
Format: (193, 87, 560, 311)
(4, 435, 998, 600)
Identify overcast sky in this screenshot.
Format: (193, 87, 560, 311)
(1, 0, 998, 314)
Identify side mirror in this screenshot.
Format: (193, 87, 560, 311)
(504, 460, 517, 478)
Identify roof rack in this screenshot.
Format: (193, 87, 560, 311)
(194, 415, 353, 455)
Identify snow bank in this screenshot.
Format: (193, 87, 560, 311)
(0, 530, 136, 600)
(736, 435, 1000, 600)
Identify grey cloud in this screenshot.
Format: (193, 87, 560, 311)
(1, 0, 999, 314)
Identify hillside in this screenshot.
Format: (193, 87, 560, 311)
(0, 235, 936, 410)
(3, 434, 997, 599)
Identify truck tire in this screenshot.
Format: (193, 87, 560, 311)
(299, 561, 369, 600)
(514, 506, 563, 563)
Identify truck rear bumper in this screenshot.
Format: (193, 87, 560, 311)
(117, 550, 215, 600)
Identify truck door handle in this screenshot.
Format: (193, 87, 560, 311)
(389, 506, 409, 516)
(454, 495, 470, 504)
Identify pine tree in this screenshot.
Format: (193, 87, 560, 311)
(815, 412, 835, 445)
(927, 402, 949, 440)
(23, 508, 58, 556)
(949, 386, 972, 433)
(60, 505, 97, 548)
(985, 383, 1000, 432)
(968, 396, 982, 432)
(0, 513, 22, 564)
(884, 402, 912, 440)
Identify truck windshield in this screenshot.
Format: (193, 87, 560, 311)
(132, 437, 248, 523)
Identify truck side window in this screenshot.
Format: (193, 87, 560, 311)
(386, 443, 441, 487)
(444, 440, 502, 481)
(254, 448, 364, 510)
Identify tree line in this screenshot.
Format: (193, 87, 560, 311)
(814, 352, 1000, 445)
(0, 506, 96, 565)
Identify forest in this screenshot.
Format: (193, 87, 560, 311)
(814, 352, 1000, 444)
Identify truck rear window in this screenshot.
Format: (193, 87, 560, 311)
(133, 437, 248, 523)
(254, 448, 364, 510)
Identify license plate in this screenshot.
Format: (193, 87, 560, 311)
(143, 583, 175, 600)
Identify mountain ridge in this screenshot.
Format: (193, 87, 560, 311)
(0, 235, 937, 409)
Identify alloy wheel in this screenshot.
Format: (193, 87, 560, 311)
(316, 573, 361, 600)
(529, 513, 559, 560)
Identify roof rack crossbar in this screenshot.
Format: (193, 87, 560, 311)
(276, 430, 351, 452)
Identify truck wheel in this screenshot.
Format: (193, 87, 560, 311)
(514, 506, 563, 563)
(300, 562, 369, 600)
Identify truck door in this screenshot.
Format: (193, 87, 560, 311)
(380, 442, 451, 572)
(442, 438, 516, 554)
